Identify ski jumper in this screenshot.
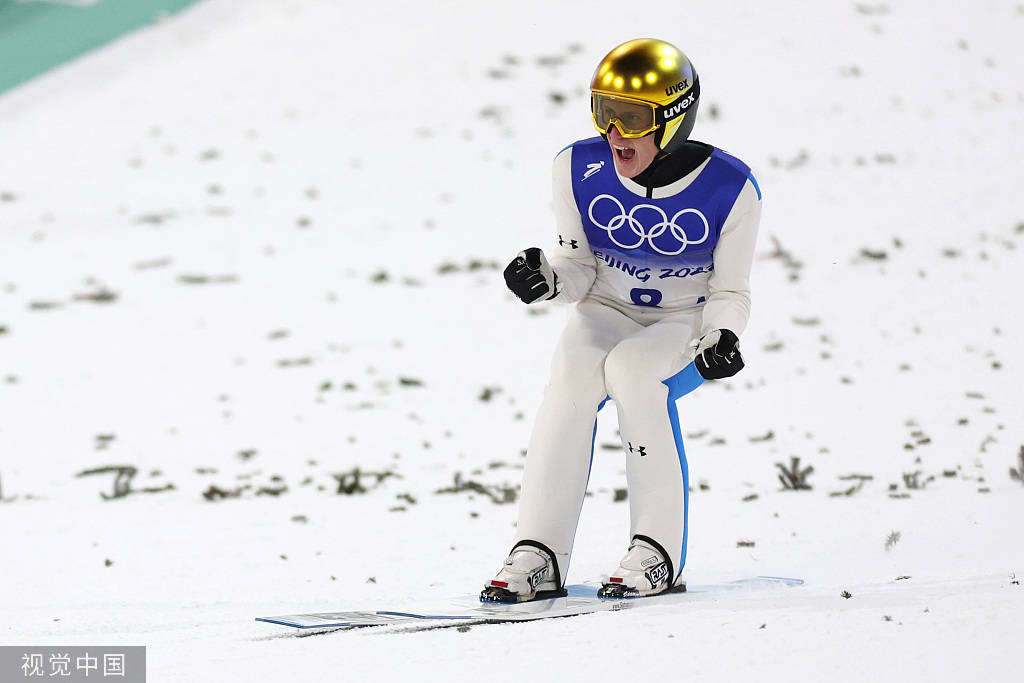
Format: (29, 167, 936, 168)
(513, 136, 762, 585)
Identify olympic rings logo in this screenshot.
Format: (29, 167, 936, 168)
(587, 194, 709, 256)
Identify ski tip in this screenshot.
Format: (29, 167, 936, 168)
(255, 617, 351, 629)
(755, 576, 805, 586)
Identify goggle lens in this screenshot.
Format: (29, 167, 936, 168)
(592, 94, 657, 137)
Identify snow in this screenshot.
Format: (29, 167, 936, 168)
(1, 0, 1022, 680)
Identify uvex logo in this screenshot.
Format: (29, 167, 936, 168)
(662, 92, 696, 120)
(664, 79, 689, 96)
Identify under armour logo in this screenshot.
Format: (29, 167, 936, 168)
(628, 442, 647, 456)
(558, 235, 579, 249)
(581, 161, 605, 181)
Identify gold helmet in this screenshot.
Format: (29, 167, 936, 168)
(590, 38, 700, 154)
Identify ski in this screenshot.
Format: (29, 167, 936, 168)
(256, 576, 803, 630)
(255, 612, 416, 629)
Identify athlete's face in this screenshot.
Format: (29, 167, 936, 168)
(607, 126, 660, 178)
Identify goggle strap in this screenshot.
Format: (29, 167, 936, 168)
(658, 77, 700, 124)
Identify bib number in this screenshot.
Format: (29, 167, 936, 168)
(629, 288, 663, 307)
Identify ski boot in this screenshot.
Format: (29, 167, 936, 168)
(481, 543, 566, 603)
(598, 537, 686, 598)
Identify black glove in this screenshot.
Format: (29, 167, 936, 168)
(503, 248, 558, 304)
(694, 329, 744, 380)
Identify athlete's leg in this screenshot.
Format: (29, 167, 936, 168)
(603, 312, 702, 583)
(513, 300, 642, 583)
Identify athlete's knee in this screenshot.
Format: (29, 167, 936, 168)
(545, 346, 608, 408)
(604, 338, 658, 401)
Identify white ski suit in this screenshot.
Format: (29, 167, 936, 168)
(512, 136, 762, 586)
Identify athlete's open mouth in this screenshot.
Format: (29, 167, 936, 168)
(613, 144, 636, 162)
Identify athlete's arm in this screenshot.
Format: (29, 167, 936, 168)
(700, 178, 762, 337)
(548, 146, 597, 302)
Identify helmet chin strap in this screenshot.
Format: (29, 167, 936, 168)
(632, 150, 669, 179)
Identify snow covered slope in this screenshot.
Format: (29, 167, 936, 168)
(1, 1, 1022, 681)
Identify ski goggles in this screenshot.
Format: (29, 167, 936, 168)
(591, 93, 659, 138)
